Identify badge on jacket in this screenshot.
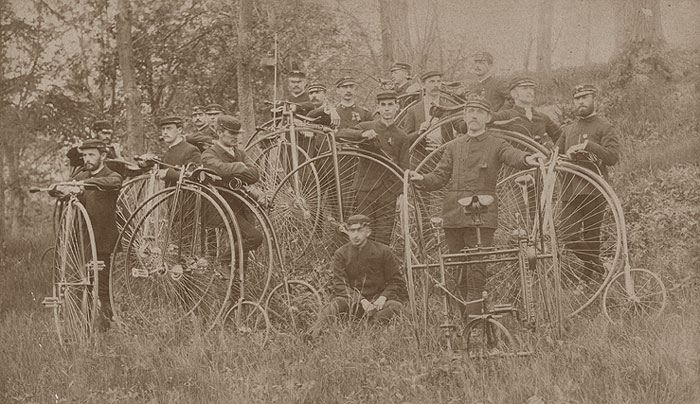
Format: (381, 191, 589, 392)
(351, 111, 361, 121)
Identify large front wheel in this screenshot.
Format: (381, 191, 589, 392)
(47, 201, 99, 345)
(111, 185, 238, 332)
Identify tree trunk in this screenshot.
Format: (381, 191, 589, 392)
(522, 30, 534, 72)
(584, 0, 593, 65)
(612, 0, 669, 80)
(535, 0, 553, 73)
(237, 0, 256, 142)
(615, 0, 665, 51)
(116, 0, 144, 155)
(378, 0, 412, 69)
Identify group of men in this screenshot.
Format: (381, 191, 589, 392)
(58, 49, 621, 336)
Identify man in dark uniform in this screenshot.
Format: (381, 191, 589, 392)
(205, 103, 224, 126)
(287, 70, 310, 105)
(308, 76, 373, 129)
(467, 52, 509, 112)
(187, 105, 218, 151)
(409, 96, 543, 315)
(158, 115, 202, 186)
(558, 84, 622, 280)
(66, 120, 137, 178)
(202, 115, 263, 255)
(294, 82, 326, 117)
(390, 62, 419, 96)
(60, 139, 122, 328)
(490, 76, 561, 148)
(307, 214, 407, 338)
(336, 90, 409, 245)
(400, 70, 443, 137)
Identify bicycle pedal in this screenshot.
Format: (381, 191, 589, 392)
(92, 260, 106, 271)
(42, 296, 62, 308)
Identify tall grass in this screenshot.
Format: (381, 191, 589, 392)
(3, 52, 700, 403)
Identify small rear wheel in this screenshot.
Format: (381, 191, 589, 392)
(602, 268, 667, 323)
(265, 280, 322, 334)
(461, 317, 517, 359)
(221, 300, 271, 348)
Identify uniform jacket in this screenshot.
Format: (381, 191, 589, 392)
(419, 130, 529, 228)
(308, 103, 373, 129)
(186, 125, 218, 152)
(337, 119, 409, 193)
(70, 165, 123, 255)
(491, 104, 562, 146)
(202, 142, 259, 185)
(288, 91, 310, 105)
(162, 139, 202, 185)
(399, 99, 427, 136)
(467, 75, 509, 112)
(557, 113, 621, 200)
(332, 240, 407, 302)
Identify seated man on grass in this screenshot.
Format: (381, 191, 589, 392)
(307, 214, 407, 339)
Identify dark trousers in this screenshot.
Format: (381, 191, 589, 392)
(233, 210, 264, 253)
(317, 296, 403, 325)
(560, 194, 606, 274)
(97, 253, 112, 319)
(443, 227, 495, 313)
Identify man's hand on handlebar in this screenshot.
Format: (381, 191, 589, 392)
(407, 170, 424, 183)
(361, 129, 378, 140)
(525, 152, 547, 167)
(566, 140, 588, 157)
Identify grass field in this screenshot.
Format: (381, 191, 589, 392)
(3, 67, 700, 403)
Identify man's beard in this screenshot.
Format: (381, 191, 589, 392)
(576, 105, 593, 117)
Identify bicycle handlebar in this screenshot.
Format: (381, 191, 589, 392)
(30, 181, 105, 196)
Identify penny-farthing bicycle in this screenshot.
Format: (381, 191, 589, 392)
(31, 182, 104, 345)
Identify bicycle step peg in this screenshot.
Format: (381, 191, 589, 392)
(131, 267, 149, 278)
(42, 296, 62, 308)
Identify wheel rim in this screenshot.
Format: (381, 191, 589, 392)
(603, 268, 667, 323)
(113, 186, 236, 331)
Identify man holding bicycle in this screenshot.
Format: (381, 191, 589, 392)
(187, 105, 218, 151)
(202, 115, 263, 255)
(307, 215, 407, 339)
(490, 76, 561, 148)
(308, 76, 372, 129)
(467, 52, 509, 112)
(336, 90, 409, 245)
(557, 84, 621, 280)
(157, 115, 202, 186)
(409, 96, 543, 316)
(61, 139, 122, 329)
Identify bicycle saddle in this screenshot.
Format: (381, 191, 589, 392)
(429, 104, 464, 119)
(458, 195, 494, 212)
(189, 167, 221, 184)
(515, 174, 534, 186)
